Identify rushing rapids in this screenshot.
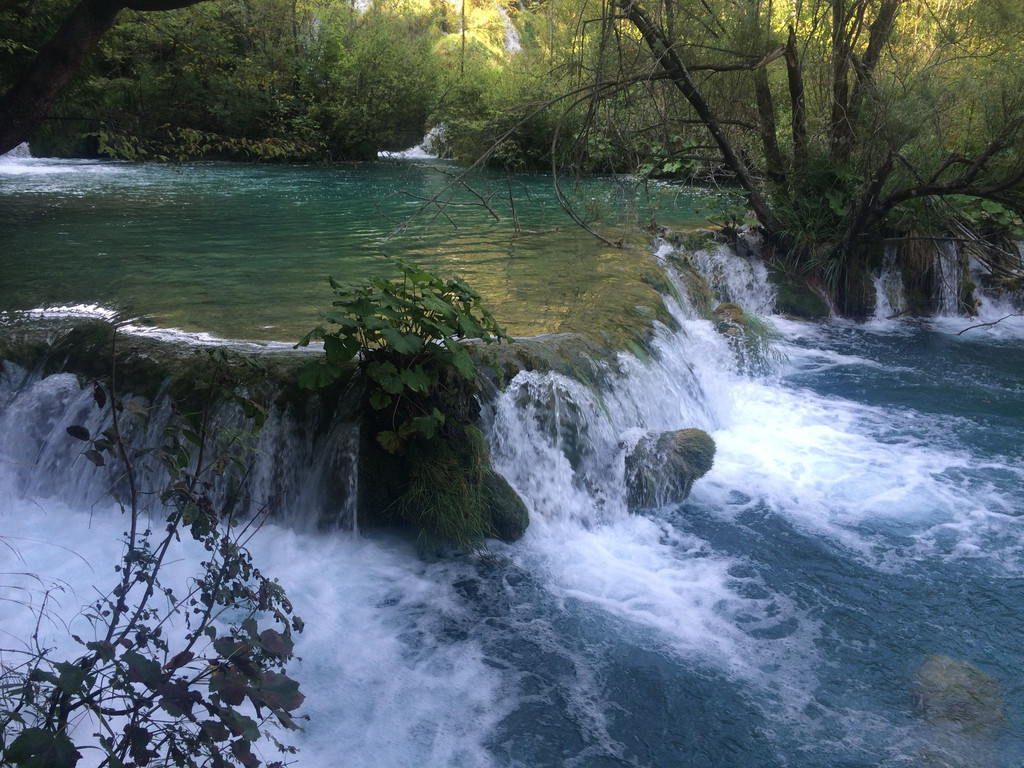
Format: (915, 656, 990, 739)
(2, 155, 1024, 767)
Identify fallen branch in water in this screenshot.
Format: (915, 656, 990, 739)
(955, 313, 1023, 335)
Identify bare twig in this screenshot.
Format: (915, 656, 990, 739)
(955, 313, 1023, 335)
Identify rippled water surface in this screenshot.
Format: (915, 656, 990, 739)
(0, 156, 704, 340)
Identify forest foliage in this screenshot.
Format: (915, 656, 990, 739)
(1, 0, 1022, 309)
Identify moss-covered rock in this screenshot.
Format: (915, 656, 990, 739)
(357, 416, 529, 547)
(483, 469, 530, 541)
(711, 303, 780, 373)
(763, 263, 831, 319)
(913, 655, 1006, 737)
(624, 428, 715, 510)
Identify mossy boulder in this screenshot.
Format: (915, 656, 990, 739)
(711, 303, 779, 373)
(483, 470, 530, 542)
(764, 264, 831, 319)
(357, 421, 529, 547)
(913, 655, 1006, 737)
(624, 428, 715, 510)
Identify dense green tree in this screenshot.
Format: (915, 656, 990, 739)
(590, 0, 1024, 311)
(0, 0, 212, 154)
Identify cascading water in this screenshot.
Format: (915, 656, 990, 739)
(933, 239, 965, 315)
(1, 141, 31, 159)
(872, 243, 907, 320)
(0, 353, 362, 533)
(683, 238, 776, 315)
(497, 6, 521, 52)
(3, 165, 1024, 766)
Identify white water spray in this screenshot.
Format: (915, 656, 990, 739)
(0, 141, 31, 159)
(872, 244, 907, 320)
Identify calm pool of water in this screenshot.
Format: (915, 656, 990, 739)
(0, 157, 706, 341)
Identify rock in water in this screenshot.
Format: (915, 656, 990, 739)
(913, 654, 1006, 737)
(484, 470, 530, 542)
(624, 428, 715, 511)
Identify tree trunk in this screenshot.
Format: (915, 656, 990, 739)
(784, 26, 807, 176)
(0, 0, 121, 153)
(754, 68, 785, 181)
(846, 0, 902, 137)
(617, 0, 784, 239)
(0, 0, 210, 154)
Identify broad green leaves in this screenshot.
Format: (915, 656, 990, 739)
(298, 261, 509, 453)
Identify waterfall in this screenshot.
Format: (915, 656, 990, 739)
(379, 124, 444, 160)
(933, 239, 964, 316)
(872, 243, 907, 320)
(498, 6, 521, 52)
(0, 358, 361, 532)
(0, 142, 31, 160)
(487, 240, 754, 530)
(682, 240, 776, 315)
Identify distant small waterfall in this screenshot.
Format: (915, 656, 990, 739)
(0, 142, 31, 160)
(872, 244, 907, 320)
(498, 6, 521, 52)
(933, 240, 965, 316)
(379, 124, 444, 160)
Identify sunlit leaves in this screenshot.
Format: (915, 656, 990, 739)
(299, 261, 509, 453)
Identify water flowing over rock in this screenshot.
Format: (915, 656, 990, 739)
(1, 141, 31, 159)
(623, 428, 715, 511)
(913, 655, 1006, 737)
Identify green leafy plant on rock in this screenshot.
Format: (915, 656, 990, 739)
(297, 261, 508, 455)
(0, 342, 304, 768)
(297, 261, 525, 550)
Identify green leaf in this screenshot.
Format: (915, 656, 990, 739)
(376, 430, 402, 454)
(219, 709, 260, 742)
(66, 425, 90, 441)
(6, 728, 81, 768)
(256, 670, 305, 712)
(86, 640, 116, 662)
(443, 339, 477, 380)
(210, 667, 248, 707)
(200, 720, 230, 743)
(54, 662, 90, 695)
(408, 413, 441, 440)
(124, 724, 157, 766)
(323, 334, 359, 364)
(368, 389, 392, 410)
(380, 326, 424, 354)
(366, 360, 405, 395)
(230, 739, 261, 768)
(399, 365, 433, 394)
(122, 649, 163, 690)
(296, 360, 343, 390)
(258, 628, 293, 660)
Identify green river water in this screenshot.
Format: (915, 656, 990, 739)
(0, 156, 706, 341)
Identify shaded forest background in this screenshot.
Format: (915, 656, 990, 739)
(2, 0, 1023, 313)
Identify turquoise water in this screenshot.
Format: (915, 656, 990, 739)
(2, 158, 1023, 767)
(0, 156, 705, 340)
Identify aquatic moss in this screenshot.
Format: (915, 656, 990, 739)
(712, 303, 781, 374)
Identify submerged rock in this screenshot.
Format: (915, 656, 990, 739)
(912, 654, 1006, 737)
(624, 428, 715, 511)
(711, 302, 781, 374)
(484, 470, 530, 542)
